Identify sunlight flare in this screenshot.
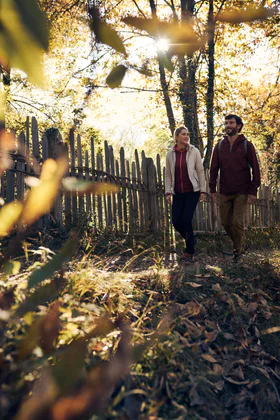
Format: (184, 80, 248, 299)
(156, 38, 169, 52)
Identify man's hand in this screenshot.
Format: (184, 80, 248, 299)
(200, 192, 207, 202)
(166, 194, 172, 204)
(247, 194, 256, 204)
(211, 192, 218, 203)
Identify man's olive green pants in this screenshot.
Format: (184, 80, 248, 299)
(219, 194, 248, 253)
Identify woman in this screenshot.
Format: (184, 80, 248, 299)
(165, 125, 207, 262)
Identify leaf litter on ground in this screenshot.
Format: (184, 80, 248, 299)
(0, 230, 280, 419)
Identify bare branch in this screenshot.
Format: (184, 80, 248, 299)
(131, 0, 147, 18)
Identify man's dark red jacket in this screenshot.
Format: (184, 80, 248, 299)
(209, 134, 260, 196)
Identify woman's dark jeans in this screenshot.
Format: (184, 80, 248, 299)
(172, 191, 200, 255)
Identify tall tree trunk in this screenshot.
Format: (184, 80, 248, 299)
(149, 0, 176, 135)
(204, 0, 215, 169)
(158, 57, 176, 135)
(178, 0, 203, 152)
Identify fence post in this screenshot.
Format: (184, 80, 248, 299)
(141, 151, 149, 231)
(44, 128, 65, 226)
(146, 157, 158, 232)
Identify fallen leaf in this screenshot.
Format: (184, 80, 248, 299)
(246, 302, 258, 313)
(212, 380, 224, 391)
(202, 354, 217, 363)
(194, 274, 211, 278)
(205, 330, 219, 342)
(261, 326, 280, 335)
(185, 282, 202, 288)
(224, 377, 250, 385)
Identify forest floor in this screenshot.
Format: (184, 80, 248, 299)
(1, 227, 280, 420)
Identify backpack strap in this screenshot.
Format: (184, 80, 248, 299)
(218, 139, 223, 153)
(244, 139, 251, 169)
(244, 139, 247, 155)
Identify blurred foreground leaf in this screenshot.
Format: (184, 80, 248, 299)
(0, 201, 23, 237)
(16, 274, 67, 317)
(3, 259, 21, 275)
(0, 286, 16, 310)
(63, 178, 119, 194)
(123, 17, 206, 57)
(15, 319, 131, 419)
(28, 236, 77, 289)
(0, 130, 16, 175)
(19, 301, 61, 359)
(88, 4, 126, 55)
(216, 6, 277, 23)
(106, 65, 127, 89)
(20, 157, 68, 226)
(0, 0, 49, 85)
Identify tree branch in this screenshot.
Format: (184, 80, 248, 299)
(131, 0, 147, 18)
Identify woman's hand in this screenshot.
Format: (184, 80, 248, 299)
(200, 192, 207, 202)
(166, 194, 172, 204)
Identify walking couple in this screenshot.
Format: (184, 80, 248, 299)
(165, 114, 260, 263)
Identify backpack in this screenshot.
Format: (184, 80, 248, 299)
(218, 138, 251, 169)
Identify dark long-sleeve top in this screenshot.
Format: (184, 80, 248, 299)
(209, 134, 260, 196)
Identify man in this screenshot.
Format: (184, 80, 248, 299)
(209, 114, 260, 262)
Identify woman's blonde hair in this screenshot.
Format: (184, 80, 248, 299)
(174, 125, 189, 143)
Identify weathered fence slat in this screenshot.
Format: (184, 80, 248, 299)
(146, 158, 158, 231)
(31, 117, 40, 160)
(85, 150, 91, 215)
(126, 160, 133, 233)
(96, 152, 103, 229)
(115, 160, 123, 232)
(16, 132, 25, 201)
(77, 134, 84, 217)
(120, 147, 127, 232)
(141, 151, 149, 231)
(135, 150, 144, 232)
(64, 144, 71, 229)
(25, 117, 30, 155)
(90, 137, 97, 231)
(70, 129, 77, 224)
(132, 162, 138, 233)
(109, 145, 117, 227)
(156, 154, 164, 232)
(104, 141, 112, 227)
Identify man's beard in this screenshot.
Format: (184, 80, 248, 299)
(226, 127, 238, 137)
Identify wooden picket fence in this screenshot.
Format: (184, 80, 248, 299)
(1, 117, 280, 244)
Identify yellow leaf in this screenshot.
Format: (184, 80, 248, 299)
(20, 179, 59, 226)
(62, 178, 119, 195)
(0, 0, 47, 86)
(40, 159, 58, 181)
(261, 326, 280, 335)
(20, 157, 68, 226)
(0, 201, 23, 237)
(185, 282, 202, 288)
(216, 6, 277, 24)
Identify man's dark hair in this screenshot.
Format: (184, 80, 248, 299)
(225, 114, 243, 132)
